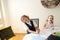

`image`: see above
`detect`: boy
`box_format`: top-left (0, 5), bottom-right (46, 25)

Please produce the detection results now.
top-left (21, 15), bottom-right (40, 34)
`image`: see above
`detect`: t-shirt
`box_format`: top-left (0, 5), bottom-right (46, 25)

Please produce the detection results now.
top-left (45, 22), bottom-right (54, 29)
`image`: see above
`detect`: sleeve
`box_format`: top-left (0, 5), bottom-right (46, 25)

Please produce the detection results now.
top-left (33, 21), bottom-right (38, 27)
top-left (23, 24), bottom-right (28, 32)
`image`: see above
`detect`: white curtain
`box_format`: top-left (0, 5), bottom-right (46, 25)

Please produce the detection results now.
top-left (0, 0), bottom-right (9, 27)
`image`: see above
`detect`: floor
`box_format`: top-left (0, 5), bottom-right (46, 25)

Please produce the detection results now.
top-left (11, 33), bottom-right (26, 40)
top-left (0, 33), bottom-right (26, 40)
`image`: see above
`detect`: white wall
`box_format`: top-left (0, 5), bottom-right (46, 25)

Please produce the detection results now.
top-left (1, 0), bottom-right (60, 33)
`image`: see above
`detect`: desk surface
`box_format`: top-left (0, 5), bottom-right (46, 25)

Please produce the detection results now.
top-left (40, 27), bottom-right (60, 38)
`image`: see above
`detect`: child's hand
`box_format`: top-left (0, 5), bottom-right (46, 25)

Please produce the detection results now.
top-left (31, 32), bottom-right (39, 34)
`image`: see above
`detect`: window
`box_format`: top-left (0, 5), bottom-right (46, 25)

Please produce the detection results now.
top-left (0, 1), bottom-right (4, 27)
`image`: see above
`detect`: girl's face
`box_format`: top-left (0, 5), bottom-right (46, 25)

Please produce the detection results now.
top-left (48, 16), bottom-right (53, 22)
top-left (21, 17), bottom-right (29, 23)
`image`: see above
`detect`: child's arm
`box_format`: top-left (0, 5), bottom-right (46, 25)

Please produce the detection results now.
top-left (27, 29), bottom-right (37, 34)
top-left (33, 21), bottom-right (40, 34)
top-left (43, 24), bottom-right (46, 28)
top-left (35, 27), bottom-right (40, 34)
top-left (27, 27), bottom-right (40, 34)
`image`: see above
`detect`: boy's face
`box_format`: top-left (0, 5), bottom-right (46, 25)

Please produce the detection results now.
top-left (21, 17), bottom-right (29, 23)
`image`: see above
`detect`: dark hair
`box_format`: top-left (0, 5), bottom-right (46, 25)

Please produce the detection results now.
top-left (21, 15), bottom-right (30, 19)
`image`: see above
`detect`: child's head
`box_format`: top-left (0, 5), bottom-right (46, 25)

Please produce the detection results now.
top-left (47, 15), bottom-right (54, 23)
top-left (21, 15), bottom-right (30, 23)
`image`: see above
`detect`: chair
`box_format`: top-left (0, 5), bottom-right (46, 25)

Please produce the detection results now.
top-left (0, 26), bottom-right (15, 40)
top-left (31, 18), bottom-right (39, 27)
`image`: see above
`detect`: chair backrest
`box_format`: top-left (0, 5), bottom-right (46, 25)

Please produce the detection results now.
top-left (31, 18), bottom-right (39, 27)
top-left (0, 26), bottom-right (15, 39)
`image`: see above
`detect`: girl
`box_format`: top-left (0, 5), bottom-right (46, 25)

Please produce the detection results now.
top-left (43, 15), bottom-right (54, 29)
top-left (21, 15), bottom-right (40, 34)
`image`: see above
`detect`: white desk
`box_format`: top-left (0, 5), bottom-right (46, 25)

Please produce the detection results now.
top-left (40, 26), bottom-right (60, 38)
top-left (23, 27), bottom-right (60, 40)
